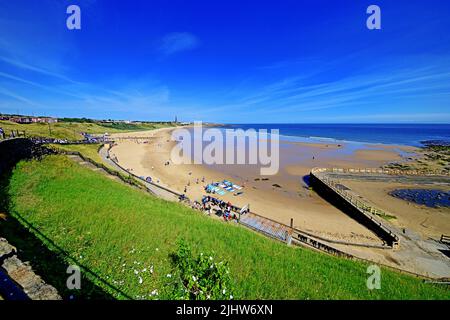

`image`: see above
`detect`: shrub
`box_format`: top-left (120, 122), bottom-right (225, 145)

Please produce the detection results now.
top-left (163, 239), bottom-right (235, 300)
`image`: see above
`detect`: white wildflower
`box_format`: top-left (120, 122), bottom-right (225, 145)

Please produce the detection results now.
top-left (222, 289), bottom-right (226, 295)
top-left (134, 270), bottom-right (139, 275)
top-left (230, 294), bottom-right (233, 299)
top-left (166, 274), bottom-right (172, 278)
top-left (150, 289), bottom-right (158, 296)
top-left (138, 276), bottom-right (143, 284)
top-left (192, 276), bottom-right (197, 282)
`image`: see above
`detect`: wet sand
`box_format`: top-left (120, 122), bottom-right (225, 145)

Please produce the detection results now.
top-left (338, 180), bottom-right (450, 239)
top-left (108, 127), bottom-right (415, 244)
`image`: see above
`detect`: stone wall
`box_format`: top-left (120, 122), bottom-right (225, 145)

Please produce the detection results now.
top-left (309, 171), bottom-right (399, 247)
top-left (0, 138), bottom-right (54, 175)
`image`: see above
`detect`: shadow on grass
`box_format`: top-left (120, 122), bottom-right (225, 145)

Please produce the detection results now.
top-left (0, 146), bottom-right (129, 300)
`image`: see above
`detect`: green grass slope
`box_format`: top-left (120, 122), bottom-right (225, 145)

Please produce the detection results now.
top-left (49, 144), bottom-right (108, 167)
top-left (4, 155), bottom-right (449, 300)
top-left (0, 120), bottom-right (170, 140)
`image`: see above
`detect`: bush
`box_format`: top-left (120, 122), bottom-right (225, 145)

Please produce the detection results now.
top-left (163, 239), bottom-right (235, 300)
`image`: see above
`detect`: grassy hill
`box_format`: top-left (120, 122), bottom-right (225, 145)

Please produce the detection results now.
top-left (0, 120), bottom-right (170, 140)
top-left (1, 155), bottom-right (449, 300)
top-left (48, 144), bottom-right (109, 167)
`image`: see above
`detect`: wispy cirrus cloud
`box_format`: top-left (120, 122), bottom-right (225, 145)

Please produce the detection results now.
top-left (193, 58), bottom-right (450, 123)
top-left (159, 32), bottom-right (199, 55)
top-left (0, 56), bottom-right (81, 84)
top-left (0, 52), bottom-right (172, 119)
top-left (0, 86), bottom-right (41, 107)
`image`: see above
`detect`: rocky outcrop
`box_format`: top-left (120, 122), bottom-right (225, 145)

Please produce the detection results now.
top-left (0, 238), bottom-right (61, 300)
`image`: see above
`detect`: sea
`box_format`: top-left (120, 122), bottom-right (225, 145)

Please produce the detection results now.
top-left (220, 124), bottom-right (450, 147)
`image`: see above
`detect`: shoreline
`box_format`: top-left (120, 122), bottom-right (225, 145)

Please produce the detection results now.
top-left (108, 126), bottom-right (419, 244)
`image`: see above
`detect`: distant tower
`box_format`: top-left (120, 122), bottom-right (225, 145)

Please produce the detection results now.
top-left (175, 115), bottom-right (178, 123)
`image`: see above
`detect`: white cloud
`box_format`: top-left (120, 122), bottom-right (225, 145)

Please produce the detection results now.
top-left (159, 32), bottom-right (199, 55)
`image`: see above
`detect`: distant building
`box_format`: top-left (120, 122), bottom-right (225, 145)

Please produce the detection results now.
top-left (13, 117), bottom-right (32, 124)
top-left (9, 117), bottom-right (58, 124)
top-left (31, 117), bottom-right (58, 124)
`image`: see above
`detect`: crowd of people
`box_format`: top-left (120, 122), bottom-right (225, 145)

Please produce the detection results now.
top-left (200, 196), bottom-right (248, 221)
top-left (31, 137), bottom-right (70, 144)
top-left (177, 193), bottom-right (249, 222)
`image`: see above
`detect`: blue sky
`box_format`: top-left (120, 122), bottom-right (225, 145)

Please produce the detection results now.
top-left (0, 0), bottom-right (449, 123)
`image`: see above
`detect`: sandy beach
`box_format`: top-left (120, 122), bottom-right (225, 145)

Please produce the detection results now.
top-left (108, 126), bottom-right (422, 245)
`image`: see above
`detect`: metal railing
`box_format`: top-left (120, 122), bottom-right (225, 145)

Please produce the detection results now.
top-left (440, 234), bottom-right (450, 246)
top-left (311, 167), bottom-right (450, 177)
top-left (311, 169), bottom-right (400, 247)
top-left (105, 144), bottom-right (184, 199)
